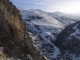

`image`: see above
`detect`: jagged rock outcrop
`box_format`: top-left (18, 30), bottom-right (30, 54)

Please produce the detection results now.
top-left (0, 0), bottom-right (46, 60)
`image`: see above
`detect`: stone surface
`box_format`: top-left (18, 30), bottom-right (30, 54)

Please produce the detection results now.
top-left (0, 0), bottom-right (46, 60)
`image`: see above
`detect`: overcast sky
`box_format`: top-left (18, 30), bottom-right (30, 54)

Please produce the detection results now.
top-left (10, 0), bottom-right (80, 15)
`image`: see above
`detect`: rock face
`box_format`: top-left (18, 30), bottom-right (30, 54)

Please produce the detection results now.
top-left (0, 0), bottom-right (45, 60)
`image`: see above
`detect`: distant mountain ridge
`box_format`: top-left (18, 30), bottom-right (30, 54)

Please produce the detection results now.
top-left (19, 8), bottom-right (80, 60)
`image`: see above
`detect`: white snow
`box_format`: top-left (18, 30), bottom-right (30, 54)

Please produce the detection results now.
top-left (8, 57), bottom-right (22, 60)
top-left (27, 55), bottom-right (33, 60)
top-left (70, 23), bottom-right (80, 39)
top-left (49, 44), bottom-right (60, 58)
top-left (73, 24), bottom-right (79, 29)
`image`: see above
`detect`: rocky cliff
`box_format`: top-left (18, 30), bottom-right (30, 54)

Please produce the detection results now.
top-left (0, 0), bottom-right (45, 60)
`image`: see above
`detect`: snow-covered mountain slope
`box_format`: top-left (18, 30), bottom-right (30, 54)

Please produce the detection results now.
top-left (20, 9), bottom-right (64, 41)
top-left (48, 11), bottom-right (80, 26)
top-left (55, 21), bottom-right (80, 60)
top-left (19, 9), bottom-right (80, 60)
top-left (20, 9), bottom-right (63, 59)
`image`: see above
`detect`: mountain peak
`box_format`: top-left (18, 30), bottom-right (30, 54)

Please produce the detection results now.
top-left (54, 11), bottom-right (63, 14)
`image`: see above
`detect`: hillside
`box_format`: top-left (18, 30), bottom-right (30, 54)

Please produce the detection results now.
top-left (19, 9), bottom-right (80, 60)
top-left (0, 0), bottom-right (46, 60)
top-left (55, 21), bottom-right (80, 60)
